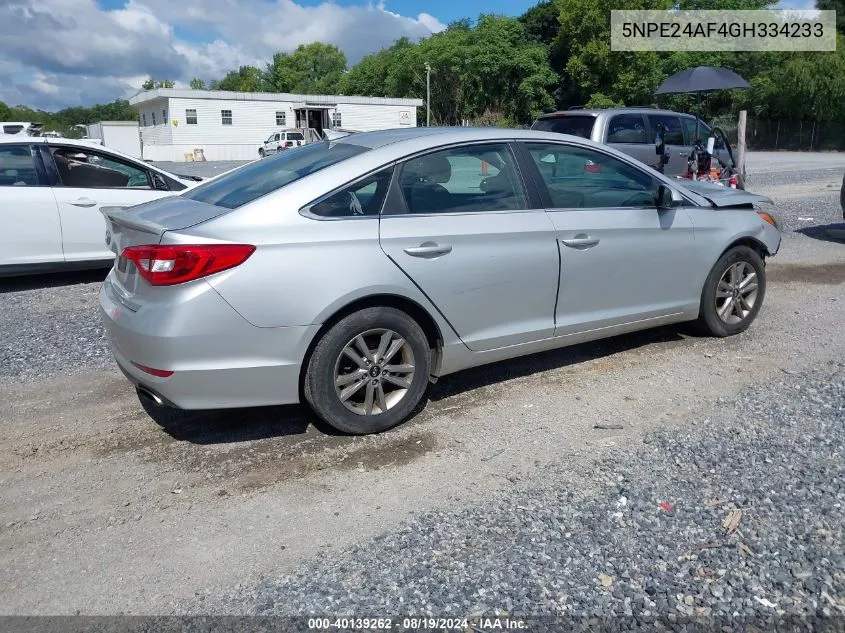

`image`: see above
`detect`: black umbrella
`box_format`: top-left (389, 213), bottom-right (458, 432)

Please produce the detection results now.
top-left (655, 66), bottom-right (749, 140)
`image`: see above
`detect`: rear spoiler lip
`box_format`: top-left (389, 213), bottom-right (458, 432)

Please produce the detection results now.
top-left (100, 205), bottom-right (167, 237)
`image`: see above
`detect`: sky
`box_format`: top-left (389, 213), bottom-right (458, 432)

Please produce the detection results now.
top-left (0, 0), bottom-right (819, 112)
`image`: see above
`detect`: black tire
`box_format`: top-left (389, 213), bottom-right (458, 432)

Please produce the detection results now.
top-left (258, 148), bottom-right (265, 158)
top-left (698, 245), bottom-right (766, 337)
top-left (303, 307), bottom-right (431, 434)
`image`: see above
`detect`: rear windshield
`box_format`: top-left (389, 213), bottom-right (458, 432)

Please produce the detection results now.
top-left (286, 132), bottom-right (305, 140)
top-left (183, 141), bottom-right (368, 209)
top-left (532, 115), bottom-right (596, 139)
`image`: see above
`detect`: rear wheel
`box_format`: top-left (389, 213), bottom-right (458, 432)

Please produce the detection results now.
top-left (304, 307), bottom-right (431, 434)
top-left (697, 245), bottom-right (766, 337)
top-left (258, 147), bottom-right (265, 158)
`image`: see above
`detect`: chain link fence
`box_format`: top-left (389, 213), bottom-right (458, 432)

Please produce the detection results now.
top-left (711, 116), bottom-right (845, 152)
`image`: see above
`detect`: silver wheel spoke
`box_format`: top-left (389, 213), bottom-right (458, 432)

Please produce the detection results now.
top-left (364, 381), bottom-right (375, 415)
top-left (717, 280), bottom-right (732, 298)
top-left (381, 337), bottom-right (406, 364)
top-left (739, 272), bottom-right (757, 291)
top-left (342, 347), bottom-right (366, 369)
top-left (375, 330), bottom-right (392, 362)
top-left (375, 383), bottom-right (387, 413)
top-left (354, 335), bottom-right (374, 363)
top-left (335, 368), bottom-right (366, 387)
top-left (383, 363), bottom-right (414, 375)
top-left (718, 297), bottom-right (734, 320)
top-left (339, 378), bottom-right (367, 401)
top-left (383, 374), bottom-right (411, 389)
top-left (738, 294), bottom-right (753, 312)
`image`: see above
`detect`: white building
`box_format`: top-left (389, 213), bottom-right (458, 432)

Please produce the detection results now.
top-left (129, 88), bottom-right (423, 162)
top-left (85, 121), bottom-right (142, 158)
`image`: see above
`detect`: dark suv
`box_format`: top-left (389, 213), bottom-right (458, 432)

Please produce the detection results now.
top-left (532, 107), bottom-right (742, 188)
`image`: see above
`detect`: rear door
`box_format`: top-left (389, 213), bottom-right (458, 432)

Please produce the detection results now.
top-left (0, 143), bottom-right (64, 267)
top-left (603, 112), bottom-right (655, 169)
top-left (646, 113), bottom-right (687, 177)
top-left (42, 144), bottom-right (173, 263)
top-left (378, 141), bottom-right (560, 352)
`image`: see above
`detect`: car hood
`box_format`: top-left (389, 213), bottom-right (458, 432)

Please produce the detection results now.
top-left (678, 179), bottom-right (772, 207)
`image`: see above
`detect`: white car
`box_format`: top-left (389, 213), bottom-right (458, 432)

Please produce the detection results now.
top-left (258, 130), bottom-right (306, 157)
top-left (0, 136), bottom-right (200, 277)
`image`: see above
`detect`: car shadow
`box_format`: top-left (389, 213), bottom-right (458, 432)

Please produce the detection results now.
top-left (797, 223), bottom-right (845, 245)
top-left (143, 322), bottom-right (699, 445)
top-left (0, 268), bottom-right (110, 293)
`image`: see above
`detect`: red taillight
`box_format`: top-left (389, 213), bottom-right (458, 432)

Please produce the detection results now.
top-left (585, 161), bottom-right (602, 173)
top-left (121, 244), bottom-right (256, 286)
top-left (131, 362), bottom-right (173, 378)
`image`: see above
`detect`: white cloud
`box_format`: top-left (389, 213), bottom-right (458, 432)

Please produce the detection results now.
top-left (0, 0), bottom-right (445, 110)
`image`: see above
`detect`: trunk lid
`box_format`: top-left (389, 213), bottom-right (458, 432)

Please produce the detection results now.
top-left (101, 197), bottom-right (231, 305)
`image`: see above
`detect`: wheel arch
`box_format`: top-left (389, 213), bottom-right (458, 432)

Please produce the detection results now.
top-left (298, 293), bottom-right (445, 402)
top-left (719, 235), bottom-right (770, 260)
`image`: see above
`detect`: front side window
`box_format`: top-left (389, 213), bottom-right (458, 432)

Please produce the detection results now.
top-left (397, 143), bottom-right (527, 215)
top-left (525, 142), bottom-right (657, 209)
top-left (186, 109), bottom-right (198, 125)
top-left (276, 111), bottom-right (286, 126)
top-left (183, 141), bottom-right (369, 209)
top-left (308, 168), bottom-right (393, 218)
top-left (648, 114), bottom-right (684, 145)
top-left (606, 114), bottom-right (647, 144)
top-left (681, 117), bottom-right (712, 145)
top-left (50, 147), bottom-right (151, 189)
top-left (0, 146), bottom-right (39, 186)
top-left (221, 109), bottom-right (233, 125)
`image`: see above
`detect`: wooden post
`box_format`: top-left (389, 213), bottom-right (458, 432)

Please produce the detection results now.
top-left (737, 110), bottom-right (747, 180)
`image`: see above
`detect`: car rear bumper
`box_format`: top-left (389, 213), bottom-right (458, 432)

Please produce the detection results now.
top-left (99, 275), bottom-right (320, 409)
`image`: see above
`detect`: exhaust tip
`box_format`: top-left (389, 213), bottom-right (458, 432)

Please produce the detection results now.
top-left (137, 386), bottom-right (164, 407)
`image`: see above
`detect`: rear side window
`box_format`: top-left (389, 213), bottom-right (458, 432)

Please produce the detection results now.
top-left (287, 132), bottom-right (305, 141)
top-left (0, 145), bottom-right (39, 186)
top-left (184, 141), bottom-right (369, 209)
top-left (532, 115), bottom-right (596, 139)
top-left (648, 114), bottom-right (684, 145)
top-left (308, 167), bottom-right (393, 218)
top-left (606, 114), bottom-right (647, 144)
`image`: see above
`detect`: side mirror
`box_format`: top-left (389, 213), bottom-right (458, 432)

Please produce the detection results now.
top-left (656, 184), bottom-right (681, 209)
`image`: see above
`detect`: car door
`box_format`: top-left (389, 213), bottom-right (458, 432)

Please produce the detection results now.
top-left (42, 144), bottom-right (173, 263)
top-left (0, 143), bottom-right (64, 268)
top-left (603, 112), bottom-right (657, 169)
top-left (378, 141), bottom-right (560, 352)
top-left (520, 141), bottom-right (698, 336)
top-left (647, 113), bottom-right (688, 177)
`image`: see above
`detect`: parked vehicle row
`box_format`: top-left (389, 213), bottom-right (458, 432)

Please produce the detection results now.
top-left (99, 127), bottom-right (781, 435)
top-left (0, 137), bottom-right (200, 276)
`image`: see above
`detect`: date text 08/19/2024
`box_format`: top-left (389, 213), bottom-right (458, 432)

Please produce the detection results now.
top-left (307, 617), bottom-right (528, 630)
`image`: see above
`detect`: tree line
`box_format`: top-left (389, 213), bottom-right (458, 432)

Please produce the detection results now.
top-left (3, 0), bottom-right (844, 135)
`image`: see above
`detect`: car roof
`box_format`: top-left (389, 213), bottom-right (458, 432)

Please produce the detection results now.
top-left (537, 108), bottom-right (702, 119)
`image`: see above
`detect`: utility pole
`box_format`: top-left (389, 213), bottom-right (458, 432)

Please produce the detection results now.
top-left (425, 62), bottom-right (431, 127)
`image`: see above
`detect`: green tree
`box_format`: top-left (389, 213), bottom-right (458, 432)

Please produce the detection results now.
top-left (339, 38), bottom-right (414, 97)
top-left (263, 43), bottom-right (348, 93)
top-left (142, 78), bottom-right (174, 90)
top-left (816, 0), bottom-right (845, 35)
top-left (0, 101), bottom-right (11, 120)
top-left (189, 78), bottom-right (206, 90)
top-left (213, 66), bottom-right (264, 92)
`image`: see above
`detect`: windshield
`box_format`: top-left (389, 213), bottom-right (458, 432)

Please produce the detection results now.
top-left (532, 115), bottom-right (596, 139)
top-left (183, 141), bottom-right (368, 209)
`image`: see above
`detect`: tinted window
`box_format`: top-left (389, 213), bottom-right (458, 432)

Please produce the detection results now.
top-left (606, 114), bottom-right (647, 144)
top-left (532, 115), bottom-right (596, 139)
top-left (648, 114), bottom-right (684, 145)
top-left (681, 117), bottom-right (712, 145)
top-left (0, 146), bottom-right (39, 186)
top-left (525, 142), bottom-right (657, 209)
top-left (287, 132), bottom-right (305, 141)
top-left (309, 168), bottom-right (393, 218)
top-left (3, 125), bottom-right (24, 135)
top-left (51, 147), bottom-right (151, 189)
top-left (184, 141), bottom-right (369, 209)
top-left (398, 143), bottom-right (527, 214)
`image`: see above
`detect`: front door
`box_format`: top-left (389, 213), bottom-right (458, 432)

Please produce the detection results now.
top-left (44, 145), bottom-right (171, 262)
top-left (378, 142), bottom-right (559, 352)
top-left (647, 113), bottom-right (688, 177)
top-left (521, 142), bottom-right (698, 336)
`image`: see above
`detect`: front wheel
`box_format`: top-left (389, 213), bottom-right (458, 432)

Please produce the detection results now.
top-left (258, 148), bottom-right (265, 158)
top-left (303, 307), bottom-right (431, 434)
top-left (698, 245), bottom-right (766, 337)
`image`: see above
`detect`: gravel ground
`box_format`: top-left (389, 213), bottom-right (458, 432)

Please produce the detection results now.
top-left (205, 362), bottom-right (845, 623)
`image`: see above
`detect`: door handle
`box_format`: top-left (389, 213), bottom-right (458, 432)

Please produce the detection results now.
top-left (70, 197), bottom-right (97, 208)
top-left (403, 242), bottom-right (453, 258)
top-left (560, 236), bottom-right (600, 249)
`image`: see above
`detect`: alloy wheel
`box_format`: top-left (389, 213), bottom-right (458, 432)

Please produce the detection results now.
top-left (715, 261), bottom-right (759, 324)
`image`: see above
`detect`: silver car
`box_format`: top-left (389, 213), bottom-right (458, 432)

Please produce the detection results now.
top-left (99, 127), bottom-right (781, 435)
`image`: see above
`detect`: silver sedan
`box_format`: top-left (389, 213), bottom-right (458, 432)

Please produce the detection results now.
top-left (99, 127), bottom-right (781, 434)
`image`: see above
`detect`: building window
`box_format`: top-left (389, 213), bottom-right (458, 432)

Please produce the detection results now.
top-left (221, 109), bottom-right (233, 125)
top-left (162, 109), bottom-right (167, 122)
top-left (186, 109), bottom-right (198, 125)
top-left (152, 112), bottom-right (157, 125)
top-left (331, 111), bottom-right (341, 128)
top-left (142, 113), bottom-right (147, 126)
top-left (275, 111), bottom-right (286, 126)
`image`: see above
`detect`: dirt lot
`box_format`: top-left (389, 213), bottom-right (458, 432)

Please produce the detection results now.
top-left (1, 156), bottom-right (844, 615)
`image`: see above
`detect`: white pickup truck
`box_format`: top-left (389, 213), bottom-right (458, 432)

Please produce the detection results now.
top-left (258, 130), bottom-right (306, 157)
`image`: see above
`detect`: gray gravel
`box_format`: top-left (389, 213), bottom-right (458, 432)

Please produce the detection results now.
top-left (205, 362), bottom-right (845, 622)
